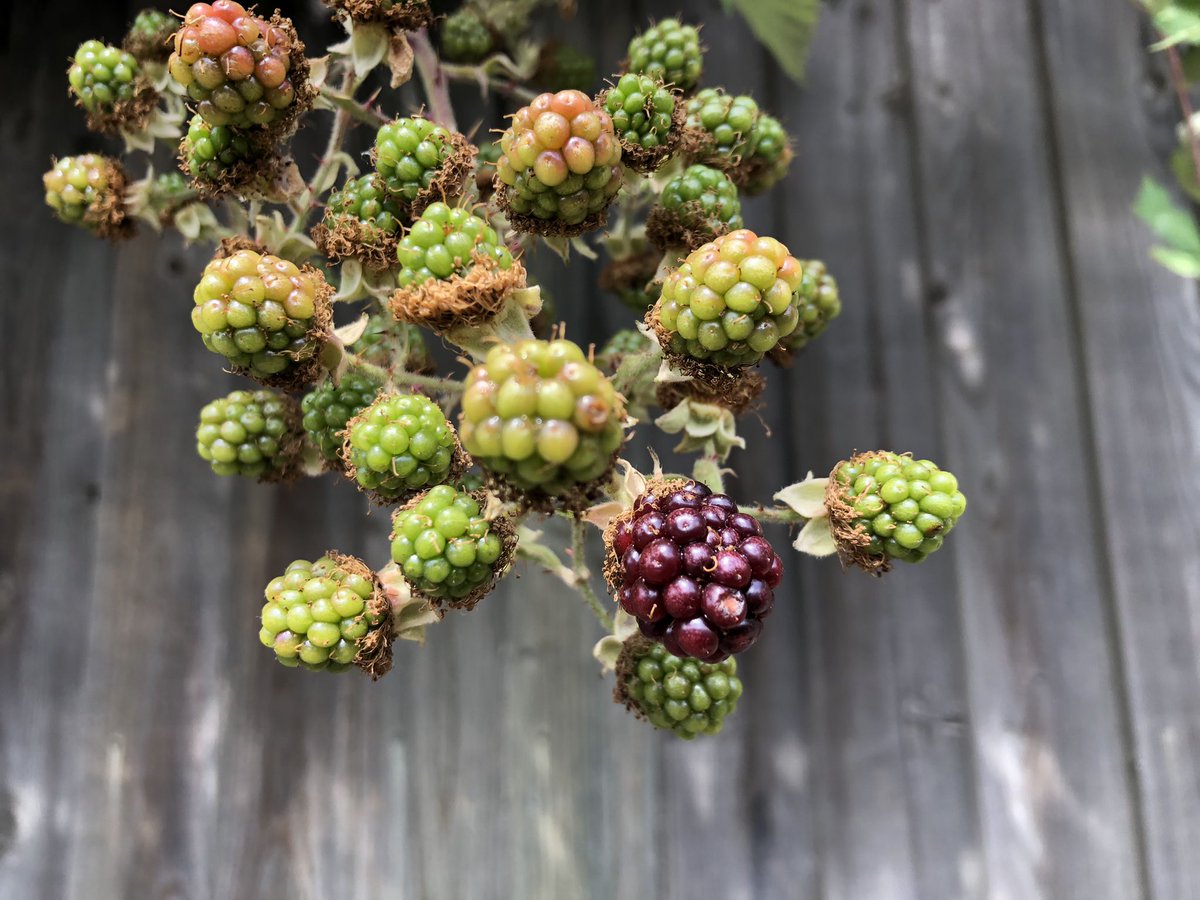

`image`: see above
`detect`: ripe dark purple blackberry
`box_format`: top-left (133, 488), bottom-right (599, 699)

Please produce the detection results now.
top-left (606, 479), bottom-right (782, 662)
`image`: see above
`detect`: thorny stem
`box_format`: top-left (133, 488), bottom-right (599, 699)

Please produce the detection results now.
top-left (571, 516), bottom-right (613, 631)
top-left (1164, 42), bottom-right (1200, 191)
top-left (440, 62), bottom-right (539, 103)
top-left (318, 83), bottom-right (391, 127)
top-left (738, 503), bottom-right (805, 525)
top-left (411, 29), bottom-right (457, 130)
top-left (292, 68), bottom-right (359, 233)
top-left (346, 355), bottom-right (466, 395)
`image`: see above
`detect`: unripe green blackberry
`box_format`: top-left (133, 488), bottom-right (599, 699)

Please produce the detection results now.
top-left (742, 113), bottom-right (793, 193)
top-left (182, 114), bottom-right (254, 182)
top-left (596, 328), bottom-right (651, 373)
top-left (395, 202), bottom-right (514, 288)
top-left (124, 9), bottom-right (176, 63)
top-left (196, 388), bottom-right (299, 478)
top-left (648, 163), bottom-right (742, 250)
top-left (652, 228), bottom-right (803, 368)
top-left (373, 116), bottom-right (470, 208)
top-left (168, 2), bottom-right (307, 131)
top-left (326, 174), bottom-right (405, 237)
top-left (685, 88), bottom-right (760, 165)
top-left (68, 40), bottom-right (141, 115)
top-left (344, 392), bottom-right (461, 501)
top-left (617, 638), bottom-right (742, 739)
top-left (300, 368), bottom-right (383, 463)
top-left (777, 260), bottom-right (840, 354)
top-left (351, 313), bottom-right (435, 373)
top-left (459, 339), bottom-right (626, 498)
top-left (534, 42), bottom-right (598, 94)
top-left (626, 18), bottom-right (703, 91)
top-left (43, 154), bottom-right (129, 237)
top-left (440, 9), bottom-right (493, 63)
top-left (259, 555), bottom-right (389, 675)
top-left (390, 485), bottom-right (515, 607)
top-left (495, 90), bottom-right (624, 232)
top-left (603, 72), bottom-right (679, 172)
top-left (190, 248), bottom-right (330, 384)
top-left (827, 451), bottom-right (967, 573)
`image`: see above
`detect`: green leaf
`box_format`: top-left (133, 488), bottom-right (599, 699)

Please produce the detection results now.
top-left (725, 0), bottom-right (822, 83)
top-left (1133, 177), bottom-right (1200, 277)
top-left (1151, 5), bottom-right (1200, 49)
top-left (1152, 246), bottom-right (1200, 276)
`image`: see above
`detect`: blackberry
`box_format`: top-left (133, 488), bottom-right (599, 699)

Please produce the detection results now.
top-left (344, 392), bottom-right (461, 501)
top-left (394, 202), bottom-right (514, 289)
top-left (605, 479), bottom-right (782, 662)
top-left (459, 339), bottom-right (626, 498)
top-left (259, 555), bottom-right (390, 676)
top-left (495, 90), bottom-right (624, 233)
top-left (652, 228), bottom-right (803, 368)
top-left (190, 248), bottom-right (330, 385)
top-left (742, 113), bottom-right (793, 193)
top-left (440, 9), bottom-right (493, 63)
top-left (314, 174), bottom-right (407, 269)
top-left (534, 42), bottom-right (598, 94)
top-left (648, 163), bottom-right (742, 250)
top-left (300, 368), bottom-right (383, 463)
top-left (373, 116), bottom-right (472, 209)
top-left (625, 18), bottom-right (703, 92)
top-left (68, 40), bottom-right (142, 117)
top-left (124, 8), bottom-right (176, 63)
top-left (350, 313), bottom-right (435, 373)
top-left (684, 88), bottom-right (760, 166)
top-left (390, 485), bottom-right (515, 608)
top-left (181, 114), bottom-right (254, 182)
top-left (196, 388), bottom-right (299, 478)
top-left (617, 637), bottom-right (743, 738)
top-left (599, 243), bottom-right (661, 312)
top-left (603, 72), bottom-right (679, 172)
top-left (475, 139), bottom-right (502, 198)
top-left (826, 451), bottom-right (967, 572)
top-left (776, 260), bottom-right (840, 354)
top-left (168, 2), bottom-right (307, 131)
top-left (596, 327), bottom-right (651, 373)
top-left (43, 154), bottom-right (129, 238)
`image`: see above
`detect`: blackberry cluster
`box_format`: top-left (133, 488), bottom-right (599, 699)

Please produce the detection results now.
top-left (125, 8), bottom-right (176, 62)
top-left (43, 155), bottom-right (119, 229)
top-left (829, 452), bottom-right (967, 565)
top-left (168, 1), bottom-right (302, 129)
top-left (196, 388), bottom-right (297, 478)
top-left (778, 260), bottom-right (840, 353)
top-left (743, 113), bottom-right (792, 193)
top-left (373, 116), bottom-right (461, 205)
top-left (604, 73), bottom-right (677, 154)
top-left (395, 202), bottom-right (514, 288)
top-left (182, 114), bottom-right (254, 182)
top-left (259, 557), bottom-right (382, 672)
top-left (625, 18), bottom-right (703, 91)
top-left (323, 174), bottom-right (405, 239)
top-left (609, 480), bottom-right (782, 661)
top-left (345, 392), bottom-right (459, 500)
top-left (190, 248), bottom-right (328, 382)
top-left (654, 229), bottom-right (803, 368)
top-left (440, 9), bottom-right (493, 63)
top-left (390, 485), bottom-right (509, 604)
top-left (685, 89), bottom-right (760, 164)
top-left (495, 90), bottom-right (624, 228)
top-left (620, 639), bottom-right (743, 739)
top-left (68, 40), bottom-right (141, 115)
top-left (459, 339), bottom-right (626, 495)
top-left (658, 163), bottom-right (743, 234)
top-left (300, 368), bottom-right (383, 463)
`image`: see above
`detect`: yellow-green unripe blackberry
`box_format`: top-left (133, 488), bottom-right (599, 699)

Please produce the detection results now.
top-left (459, 339), bottom-right (626, 496)
top-left (618, 638), bottom-right (742, 739)
top-left (395, 202), bottom-right (513, 288)
top-left (68, 40), bottom-right (141, 114)
top-left (43, 154), bottom-right (120, 230)
top-left (685, 88), bottom-right (760, 163)
top-left (344, 392), bottom-right (460, 500)
top-left (829, 451), bottom-right (967, 567)
top-left (653, 228), bottom-right (802, 368)
top-left (390, 485), bottom-right (511, 604)
top-left (625, 18), bottom-right (703, 91)
top-left (196, 388), bottom-right (298, 477)
top-left (189, 249), bottom-right (329, 383)
top-left (259, 557), bottom-right (383, 673)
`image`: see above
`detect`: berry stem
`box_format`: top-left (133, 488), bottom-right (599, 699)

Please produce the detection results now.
top-left (571, 516), bottom-right (613, 631)
top-left (411, 29), bottom-right (457, 131)
top-left (292, 67), bottom-right (362, 233)
top-left (347, 354), bottom-right (466, 396)
top-left (317, 83), bottom-right (391, 127)
top-left (737, 504), bottom-right (805, 525)
top-left (691, 450), bottom-right (726, 494)
top-left (439, 62), bottom-right (538, 103)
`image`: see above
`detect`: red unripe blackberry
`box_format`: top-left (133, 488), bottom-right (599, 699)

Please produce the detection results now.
top-left (606, 479), bottom-right (781, 662)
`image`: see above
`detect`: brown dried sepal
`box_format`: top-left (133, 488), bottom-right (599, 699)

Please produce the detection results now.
top-left (654, 370), bottom-right (764, 417)
top-left (390, 256), bottom-right (527, 332)
top-left (238, 266), bottom-right (334, 391)
top-left (603, 86), bottom-right (686, 175)
top-left (86, 160), bottom-right (136, 242)
top-left (612, 633), bottom-right (656, 715)
top-left (326, 0), bottom-right (434, 29)
top-left (644, 304), bottom-right (751, 389)
top-left (256, 392), bottom-right (308, 485)
top-left (214, 234), bottom-right (268, 258)
top-left (257, 13), bottom-right (316, 146)
top-left (600, 475), bottom-right (689, 591)
top-left (824, 451), bottom-right (892, 577)
top-left (312, 217), bottom-right (400, 272)
top-left (735, 142), bottom-right (795, 193)
top-left (80, 81), bottom-right (159, 137)
top-left (389, 489), bottom-right (518, 612)
top-left (340, 399), bottom-right (471, 506)
top-left (123, 25), bottom-right (175, 65)
top-left (494, 179), bottom-right (614, 238)
top-left (645, 201), bottom-right (731, 253)
top-left (324, 551), bottom-right (394, 679)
